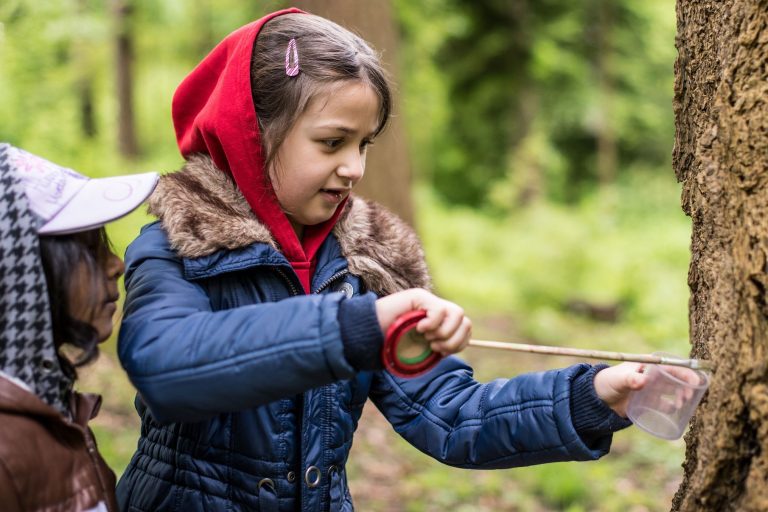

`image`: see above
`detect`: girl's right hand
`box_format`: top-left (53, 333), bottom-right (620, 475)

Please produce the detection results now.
top-left (593, 363), bottom-right (648, 417)
top-left (375, 288), bottom-right (472, 356)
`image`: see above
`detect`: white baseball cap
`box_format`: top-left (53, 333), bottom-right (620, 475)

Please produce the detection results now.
top-left (3, 144), bottom-right (159, 235)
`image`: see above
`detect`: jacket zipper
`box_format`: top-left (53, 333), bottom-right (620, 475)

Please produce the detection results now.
top-left (86, 432), bottom-right (111, 510)
top-left (274, 265), bottom-right (349, 510)
top-left (314, 269), bottom-right (349, 294)
top-left (273, 265), bottom-right (306, 508)
top-left (74, 423), bottom-right (113, 511)
top-left (315, 268), bottom-right (349, 509)
top-left (274, 266), bottom-right (301, 296)
top-left (274, 266), bottom-right (350, 296)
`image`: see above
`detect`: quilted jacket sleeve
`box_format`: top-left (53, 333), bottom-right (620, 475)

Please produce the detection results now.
top-left (370, 357), bottom-right (617, 469)
top-left (117, 224), bottom-right (357, 423)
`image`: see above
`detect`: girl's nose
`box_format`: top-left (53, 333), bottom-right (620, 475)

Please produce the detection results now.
top-left (106, 251), bottom-right (126, 280)
top-left (337, 149), bottom-right (366, 182)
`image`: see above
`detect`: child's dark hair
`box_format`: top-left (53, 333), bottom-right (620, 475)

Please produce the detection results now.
top-left (251, 13), bottom-right (392, 170)
top-left (38, 227), bottom-right (112, 379)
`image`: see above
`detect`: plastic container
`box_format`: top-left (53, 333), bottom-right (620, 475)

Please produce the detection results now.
top-left (626, 352), bottom-right (711, 440)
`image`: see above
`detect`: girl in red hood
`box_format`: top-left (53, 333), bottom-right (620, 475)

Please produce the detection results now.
top-left (116, 9), bottom-right (646, 511)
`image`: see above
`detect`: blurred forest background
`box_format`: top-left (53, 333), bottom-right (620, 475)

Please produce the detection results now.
top-left (1, 0), bottom-right (690, 510)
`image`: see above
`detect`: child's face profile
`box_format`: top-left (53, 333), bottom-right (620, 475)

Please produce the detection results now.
top-left (269, 81), bottom-right (381, 236)
top-left (68, 249), bottom-right (125, 343)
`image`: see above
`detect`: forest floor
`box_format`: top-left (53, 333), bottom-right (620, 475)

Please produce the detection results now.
top-left (80, 313), bottom-right (684, 512)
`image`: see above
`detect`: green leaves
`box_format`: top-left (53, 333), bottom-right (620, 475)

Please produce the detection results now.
top-left (397, 0), bottom-right (677, 207)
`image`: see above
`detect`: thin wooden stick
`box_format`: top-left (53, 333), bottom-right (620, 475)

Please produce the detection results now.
top-left (468, 339), bottom-right (713, 371)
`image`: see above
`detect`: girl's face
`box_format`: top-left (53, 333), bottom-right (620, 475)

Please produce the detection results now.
top-left (68, 249), bottom-right (125, 343)
top-left (270, 81), bottom-right (381, 236)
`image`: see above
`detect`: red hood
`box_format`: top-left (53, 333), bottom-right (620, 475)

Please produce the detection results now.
top-left (172, 8), bottom-right (345, 293)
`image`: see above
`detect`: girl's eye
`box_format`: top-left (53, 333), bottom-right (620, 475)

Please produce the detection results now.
top-left (323, 139), bottom-right (343, 149)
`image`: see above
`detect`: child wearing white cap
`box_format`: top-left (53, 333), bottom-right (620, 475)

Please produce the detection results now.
top-left (0, 143), bottom-right (157, 512)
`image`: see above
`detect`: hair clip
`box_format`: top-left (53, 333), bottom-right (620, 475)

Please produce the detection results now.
top-left (285, 38), bottom-right (299, 77)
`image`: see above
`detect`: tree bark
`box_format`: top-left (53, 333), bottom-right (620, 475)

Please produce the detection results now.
top-left (113, 0), bottom-right (140, 158)
top-left (290, 0), bottom-right (414, 225)
top-left (672, 1), bottom-right (768, 511)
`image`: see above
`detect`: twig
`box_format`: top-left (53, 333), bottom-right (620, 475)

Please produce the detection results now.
top-left (468, 339), bottom-right (713, 371)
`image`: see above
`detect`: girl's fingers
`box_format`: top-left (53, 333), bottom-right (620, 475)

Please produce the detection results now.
top-left (430, 317), bottom-right (472, 355)
top-left (416, 305), bottom-right (447, 334)
top-left (380, 291), bottom-right (471, 355)
top-left (630, 371), bottom-right (647, 390)
top-left (424, 306), bottom-right (464, 341)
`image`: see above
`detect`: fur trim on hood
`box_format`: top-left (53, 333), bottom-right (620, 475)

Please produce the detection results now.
top-left (148, 155), bottom-right (431, 295)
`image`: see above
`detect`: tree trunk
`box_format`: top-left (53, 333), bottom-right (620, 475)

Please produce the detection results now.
top-left (113, 0), bottom-right (140, 158)
top-left (672, 1), bottom-right (768, 511)
top-left (594, 0), bottom-right (616, 187)
top-left (509, 85), bottom-right (543, 208)
top-left (290, 0), bottom-right (414, 225)
top-left (75, 0), bottom-right (97, 138)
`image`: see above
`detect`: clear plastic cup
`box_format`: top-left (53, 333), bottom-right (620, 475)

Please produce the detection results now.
top-left (626, 352), bottom-right (711, 440)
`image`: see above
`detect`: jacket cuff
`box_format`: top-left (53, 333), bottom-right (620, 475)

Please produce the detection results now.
top-left (338, 292), bottom-right (384, 371)
top-left (570, 364), bottom-right (632, 444)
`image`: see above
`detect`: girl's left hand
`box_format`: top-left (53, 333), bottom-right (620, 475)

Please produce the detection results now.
top-left (593, 363), bottom-right (648, 417)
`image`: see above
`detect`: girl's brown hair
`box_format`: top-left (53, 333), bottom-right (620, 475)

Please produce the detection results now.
top-left (251, 13), bottom-right (392, 170)
top-left (38, 228), bottom-right (112, 378)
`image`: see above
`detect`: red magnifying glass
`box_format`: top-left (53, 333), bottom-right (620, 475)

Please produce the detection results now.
top-left (381, 310), bottom-right (443, 378)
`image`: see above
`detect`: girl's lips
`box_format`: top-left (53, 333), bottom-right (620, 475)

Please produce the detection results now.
top-left (103, 294), bottom-right (120, 312)
top-left (320, 189), bottom-right (348, 203)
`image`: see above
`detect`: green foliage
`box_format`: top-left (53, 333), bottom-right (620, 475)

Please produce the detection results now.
top-left (0, 0), bottom-right (279, 166)
top-left (1, 1), bottom-right (89, 151)
top-left (396, 0), bottom-right (677, 206)
top-left (529, 464), bottom-right (590, 508)
top-left (419, 170), bottom-right (691, 355)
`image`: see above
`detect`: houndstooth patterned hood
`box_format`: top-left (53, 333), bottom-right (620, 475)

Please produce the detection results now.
top-left (0, 144), bottom-right (72, 417)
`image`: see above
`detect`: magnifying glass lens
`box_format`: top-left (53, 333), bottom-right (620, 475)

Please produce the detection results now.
top-left (396, 330), bottom-right (432, 364)
top-left (382, 310), bottom-right (443, 378)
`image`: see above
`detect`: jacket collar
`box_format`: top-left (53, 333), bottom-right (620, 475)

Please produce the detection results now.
top-left (148, 155), bottom-right (431, 295)
top-left (0, 374), bottom-right (101, 429)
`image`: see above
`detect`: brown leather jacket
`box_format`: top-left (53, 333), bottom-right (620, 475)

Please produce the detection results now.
top-left (0, 377), bottom-right (117, 511)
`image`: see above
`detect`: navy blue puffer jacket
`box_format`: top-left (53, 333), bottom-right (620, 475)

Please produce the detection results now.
top-left (116, 158), bottom-right (625, 512)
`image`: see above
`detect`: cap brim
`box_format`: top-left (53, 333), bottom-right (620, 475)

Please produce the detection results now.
top-left (38, 172), bottom-right (159, 235)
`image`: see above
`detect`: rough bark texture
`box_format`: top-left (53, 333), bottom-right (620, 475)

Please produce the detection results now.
top-left (672, 1), bottom-right (768, 511)
top-left (291, 0), bottom-right (414, 225)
